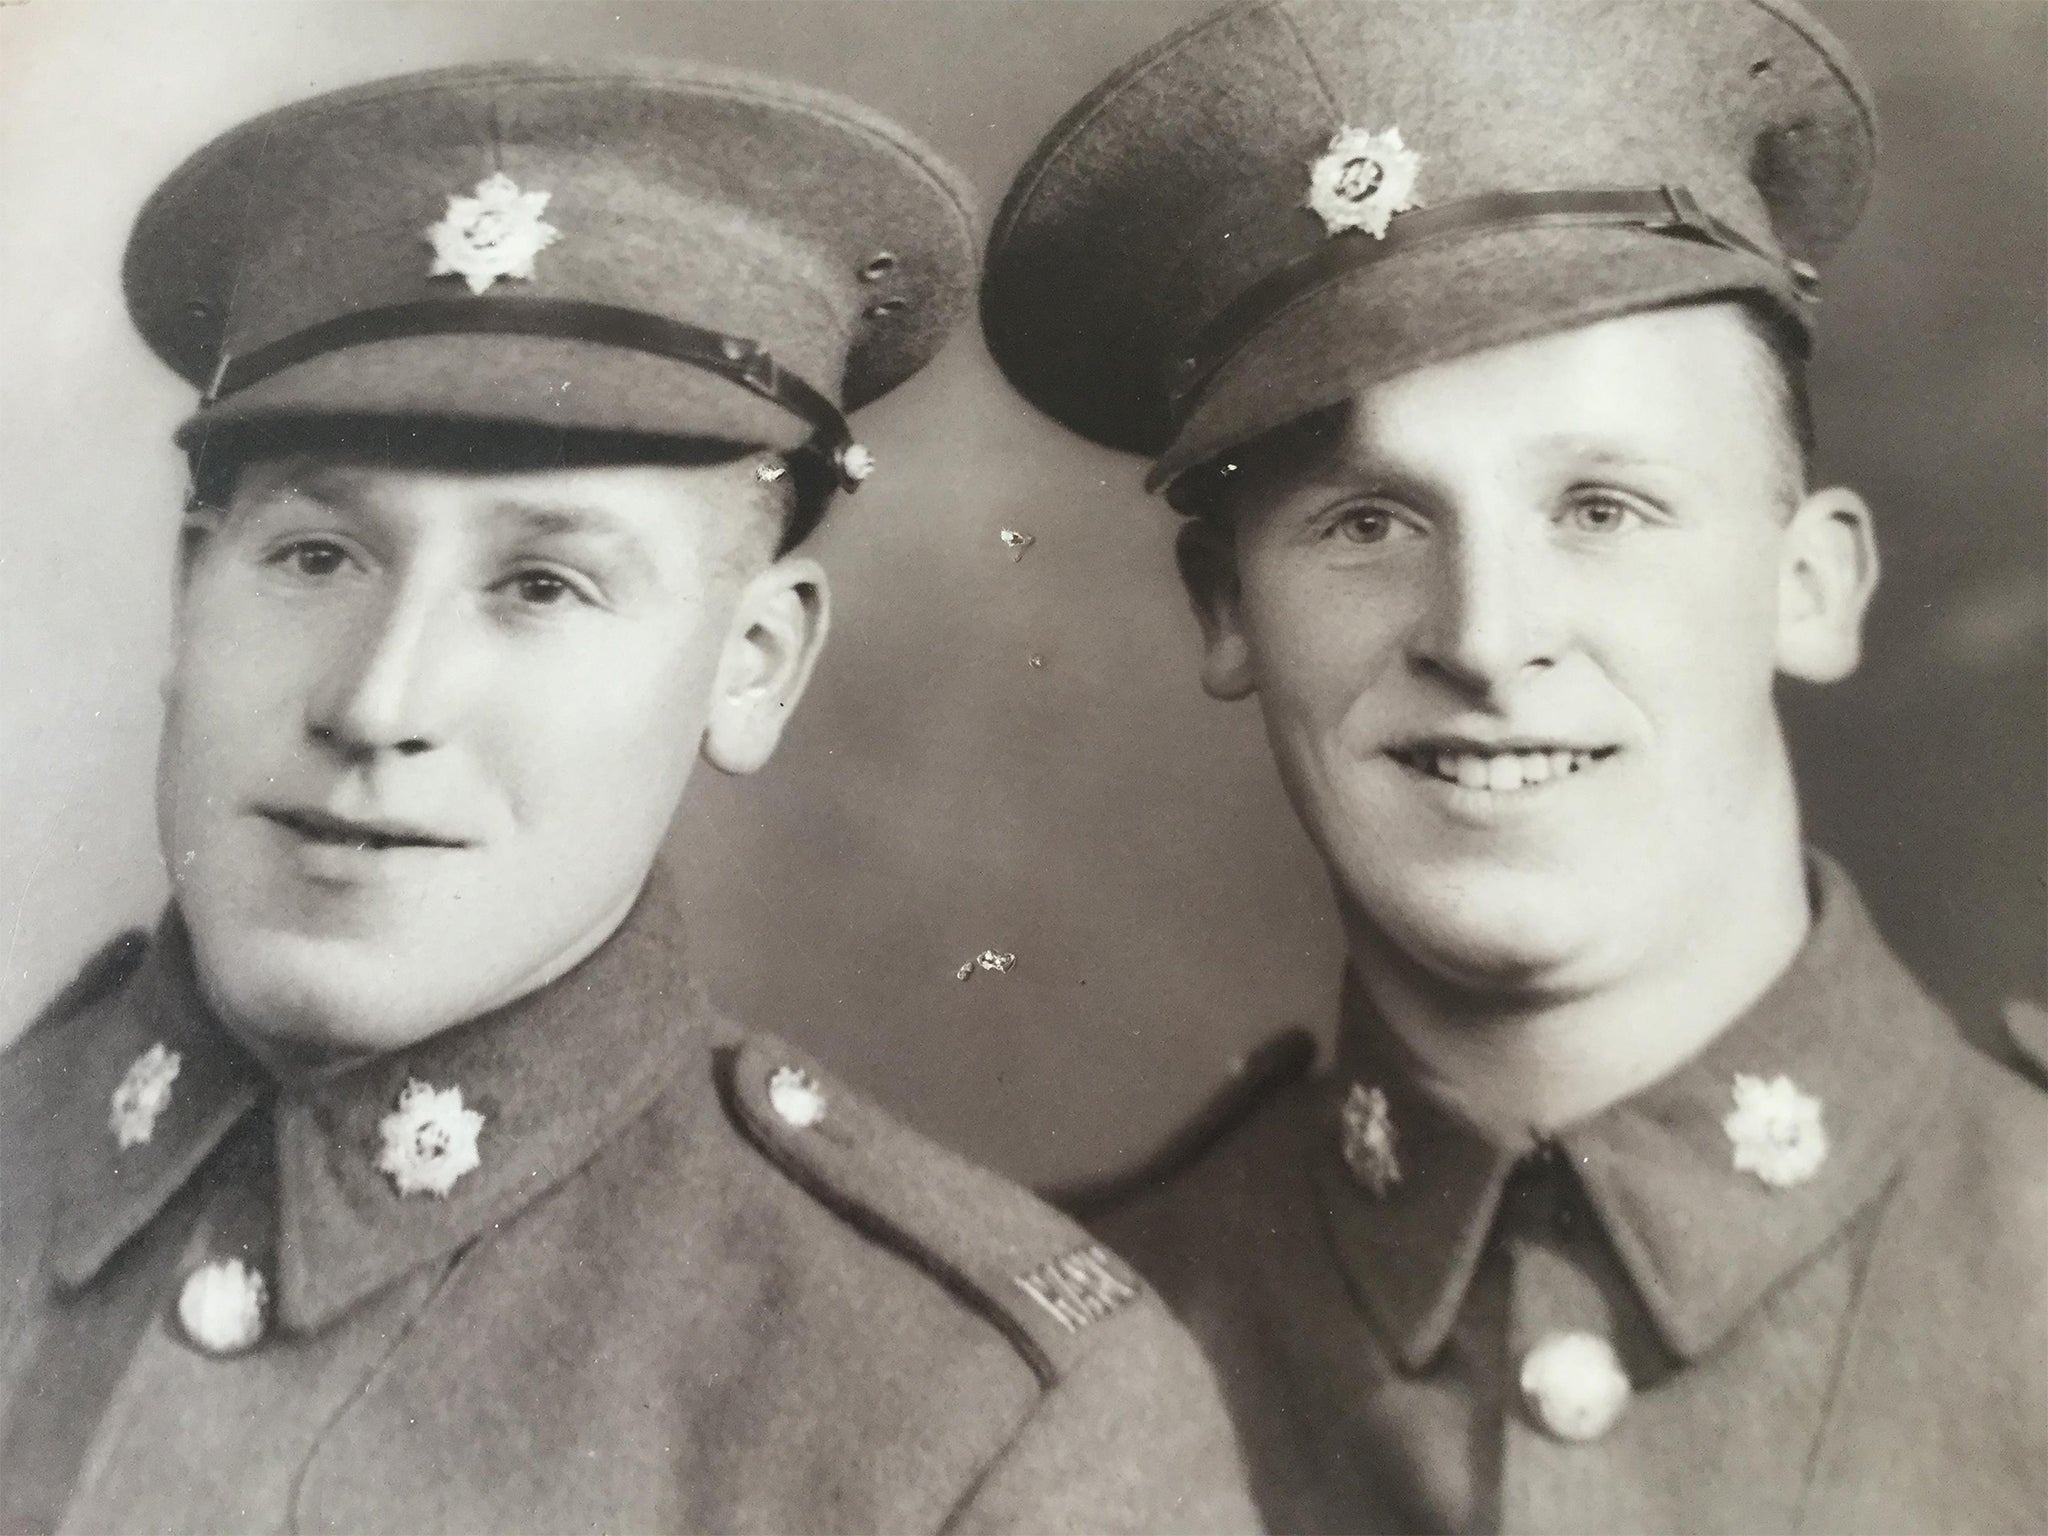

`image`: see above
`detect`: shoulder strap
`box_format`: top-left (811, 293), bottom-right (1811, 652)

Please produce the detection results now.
top-left (1048, 1027), bottom-right (1317, 1220)
top-left (5, 930), bottom-right (150, 1056)
top-left (723, 1033), bottom-right (1153, 1387)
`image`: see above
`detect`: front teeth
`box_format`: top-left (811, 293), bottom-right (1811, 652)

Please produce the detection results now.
top-left (1416, 749), bottom-right (1602, 789)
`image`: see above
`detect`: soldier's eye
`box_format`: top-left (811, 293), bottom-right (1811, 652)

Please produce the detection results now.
top-left (515, 573), bottom-right (570, 605)
top-left (1322, 502), bottom-right (1415, 547)
top-left (271, 540), bottom-right (351, 578)
top-left (502, 568), bottom-right (588, 608)
top-left (1338, 510), bottom-right (1391, 544)
top-left (1560, 495), bottom-right (1646, 535)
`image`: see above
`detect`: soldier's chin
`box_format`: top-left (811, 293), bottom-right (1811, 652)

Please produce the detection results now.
top-left (188, 928), bottom-right (495, 1063)
top-left (1352, 873), bottom-right (1629, 999)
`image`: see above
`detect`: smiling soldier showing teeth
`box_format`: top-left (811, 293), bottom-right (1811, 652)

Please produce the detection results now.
top-left (0, 60), bottom-right (1255, 1534)
top-left (982, 2), bottom-right (2046, 1531)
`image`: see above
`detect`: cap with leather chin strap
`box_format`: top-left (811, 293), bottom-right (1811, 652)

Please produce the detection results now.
top-left (126, 59), bottom-right (979, 524)
top-left (980, 0), bottom-right (1875, 495)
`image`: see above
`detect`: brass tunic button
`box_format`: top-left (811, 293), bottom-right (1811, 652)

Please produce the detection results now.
top-left (177, 1257), bottom-right (269, 1356)
top-left (768, 1066), bottom-right (827, 1129)
top-left (1519, 1329), bottom-right (1631, 1442)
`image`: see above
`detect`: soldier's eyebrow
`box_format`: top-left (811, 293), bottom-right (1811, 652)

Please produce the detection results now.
top-left (496, 504), bottom-right (617, 538)
top-left (1522, 435), bottom-right (1683, 476)
top-left (490, 501), bottom-right (659, 580)
top-left (229, 456), bottom-right (349, 509)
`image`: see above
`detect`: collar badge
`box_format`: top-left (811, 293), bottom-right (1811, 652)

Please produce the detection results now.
top-left (1340, 1081), bottom-right (1401, 1196)
top-left (110, 1041), bottom-right (182, 1148)
top-left (1723, 1072), bottom-right (1828, 1189)
top-left (1306, 125), bottom-right (1422, 239)
top-left (426, 172), bottom-right (561, 295)
top-left (375, 1077), bottom-right (485, 1198)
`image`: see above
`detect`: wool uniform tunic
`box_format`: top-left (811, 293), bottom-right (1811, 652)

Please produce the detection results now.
top-left (1081, 857), bottom-right (2047, 1533)
top-left (0, 871), bottom-right (1259, 1533)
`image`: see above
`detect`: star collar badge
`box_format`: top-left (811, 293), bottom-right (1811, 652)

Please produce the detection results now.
top-left (1340, 1081), bottom-right (1401, 1196)
top-left (110, 1041), bottom-right (182, 1148)
top-left (425, 172), bottom-right (561, 295)
top-left (1306, 125), bottom-right (1423, 239)
top-left (375, 1078), bottom-right (485, 1198)
top-left (1723, 1071), bottom-right (1829, 1189)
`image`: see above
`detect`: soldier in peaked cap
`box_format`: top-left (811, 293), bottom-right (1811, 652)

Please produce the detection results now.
top-left (0, 61), bottom-right (1258, 1533)
top-left (984, 2), bottom-right (2046, 1530)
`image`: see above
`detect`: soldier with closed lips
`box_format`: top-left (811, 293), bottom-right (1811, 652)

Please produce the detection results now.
top-left (0, 60), bottom-right (1257, 1533)
top-left (982, 2), bottom-right (2046, 1530)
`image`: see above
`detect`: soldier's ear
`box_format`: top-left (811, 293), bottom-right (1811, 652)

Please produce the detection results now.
top-left (1775, 485), bottom-right (1879, 683)
top-left (1175, 518), bottom-right (1255, 701)
top-left (702, 555), bottom-right (831, 775)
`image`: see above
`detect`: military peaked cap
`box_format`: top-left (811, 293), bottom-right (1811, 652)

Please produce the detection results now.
top-left (126, 60), bottom-right (979, 492)
top-left (981, 0), bottom-right (1875, 490)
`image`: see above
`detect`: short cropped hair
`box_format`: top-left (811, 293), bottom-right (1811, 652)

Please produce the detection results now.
top-left (184, 415), bottom-right (838, 555)
top-left (1729, 296), bottom-right (1816, 500)
top-left (1167, 294), bottom-right (1814, 524)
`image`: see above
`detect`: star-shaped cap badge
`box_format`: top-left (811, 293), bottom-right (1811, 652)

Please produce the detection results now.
top-left (1306, 126), bottom-right (1422, 239)
top-left (425, 172), bottom-right (561, 295)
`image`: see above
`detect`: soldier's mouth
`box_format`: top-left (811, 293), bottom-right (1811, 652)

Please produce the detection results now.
top-left (1387, 744), bottom-right (1619, 792)
top-left (260, 807), bottom-right (467, 851)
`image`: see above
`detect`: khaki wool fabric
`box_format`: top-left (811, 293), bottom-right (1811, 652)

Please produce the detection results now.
top-left (984, 3), bottom-right (2046, 1530)
top-left (0, 871), bottom-right (1259, 1533)
top-left (980, 0), bottom-right (1873, 488)
top-left (130, 60), bottom-right (979, 458)
top-left (0, 59), bottom-right (1261, 1532)
top-left (1080, 857), bottom-right (2048, 1532)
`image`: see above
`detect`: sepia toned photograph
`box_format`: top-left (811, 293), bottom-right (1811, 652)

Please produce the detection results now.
top-left (2, 2), bottom-right (2042, 1531)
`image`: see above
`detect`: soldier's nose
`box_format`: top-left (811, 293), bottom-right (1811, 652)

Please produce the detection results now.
top-left (304, 595), bottom-right (452, 759)
top-left (1406, 527), bottom-right (1560, 696)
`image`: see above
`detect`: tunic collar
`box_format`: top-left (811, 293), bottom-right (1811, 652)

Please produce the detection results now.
top-left (1313, 853), bottom-right (1957, 1371)
top-left (47, 866), bottom-right (709, 1333)
top-left (46, 917), bottom-right (267, 1289)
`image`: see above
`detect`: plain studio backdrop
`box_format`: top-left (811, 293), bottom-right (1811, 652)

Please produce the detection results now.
top-left (1, 1), bottom-right (2042, 1188)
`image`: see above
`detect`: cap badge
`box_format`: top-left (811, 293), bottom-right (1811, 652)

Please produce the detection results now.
top-left (110, 1041), bottom-right (182, 1149)
top-left (1307, 126), bottom-right (1422, 239)
top-left (1340, 1081), bottom-right (1401, 1196)
top-left (426, 172), bottom-right (561, 296)
top-left (375, 1077), bottom-right (485, 1198)
top-left (1723, 1072), bottom-right (1828, 1189)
